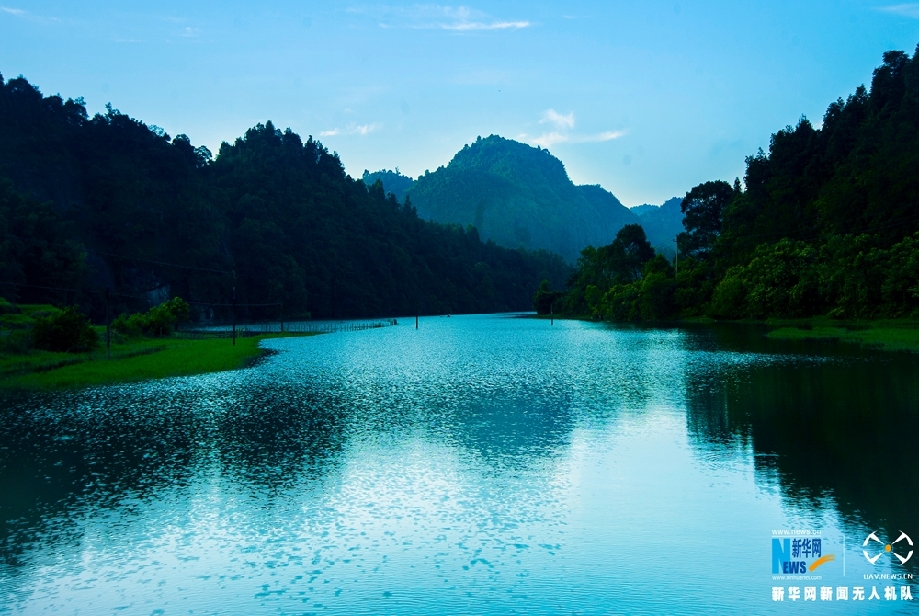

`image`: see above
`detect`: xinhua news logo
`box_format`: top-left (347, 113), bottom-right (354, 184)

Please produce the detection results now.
top-left (863, 531), bottom-right (913, 565)
top-left (772, 532), bottom-right (835, 576)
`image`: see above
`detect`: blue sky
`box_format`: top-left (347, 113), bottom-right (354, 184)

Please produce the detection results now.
top-left (3, 1), bottom-right (919, 205)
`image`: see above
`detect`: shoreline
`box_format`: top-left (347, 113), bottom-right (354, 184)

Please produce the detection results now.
top-left (529, 313), bottom-right (919, 352)
top-left (0, 332), bottom-right (321, 391)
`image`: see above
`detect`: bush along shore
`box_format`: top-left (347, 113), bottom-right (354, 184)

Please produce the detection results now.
top-left (0, 297), bottom-right (319, 390)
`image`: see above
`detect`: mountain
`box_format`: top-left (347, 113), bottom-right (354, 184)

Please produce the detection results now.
top-left (630, 204), bottom-right (660, 217)
top-left (0, 73), bottom-right (572, 319)
top-left (362, 168), bottom-right (414, 204)
top-left (629, 197), bottom-right (685, 256)
top-left (404, 135), bottom-right (640, 263)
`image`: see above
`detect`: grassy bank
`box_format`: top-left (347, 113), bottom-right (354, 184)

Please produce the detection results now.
top-left (766, 320), bottom-right (919, 352)
top-left (530, 312), bottom-right (919, 353)
top-left (0, 333), bottom-right (319, 390)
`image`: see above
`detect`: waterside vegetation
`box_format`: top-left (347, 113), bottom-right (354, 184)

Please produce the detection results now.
top-left (0, 334), bottom-right (310, 390)
top-left (0, 296), bottom-right (318, 389)
top-left (543, 47), bottom-right (919, 336)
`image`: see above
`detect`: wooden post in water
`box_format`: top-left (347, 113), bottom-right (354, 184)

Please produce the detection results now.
top-left (415, 314), bottom-right (418, 329)
top-left (232, 269), bottom-right (236, 346)
top-left (105, 287), bottom-right (111, 359)
top-left (550, 302), bottom-right (553, 325)
top-left (280, 302), bottom-right (284, 333)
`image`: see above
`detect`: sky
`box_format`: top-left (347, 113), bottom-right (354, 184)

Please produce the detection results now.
top-left (2, 1), bottom-right (919, 205)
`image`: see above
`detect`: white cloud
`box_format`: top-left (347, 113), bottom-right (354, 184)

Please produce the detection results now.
top-left (879, 3), bottom-right (919, 17)
top-left (178, 26), bottom-right (201, 37)
top-left (320, 122), bottom-right (381, 137)
top-left (540, 109), bottom-right (575, 130)
top-left (583, 130), bottom-right (627, 142)
top-left (439, 19), bottom-right (529, 30)
top-left (351, 122), bottom-right (380, 135)
top-left (1, 6), bottom-right (25, 15)
top-left (523, 109), bottom-right (623, 147)
top-left (354, 5), bottom-right (529, 31)
top-left (525, 130), bottom-right (625, 148)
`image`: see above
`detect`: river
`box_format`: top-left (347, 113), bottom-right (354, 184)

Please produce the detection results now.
top-left (1, 314), bottom-right (917, 614)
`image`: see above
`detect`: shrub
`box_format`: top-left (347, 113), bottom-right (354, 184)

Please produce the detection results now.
top-left (112, 297), bottom-right (191, 338)
top-left (30, 306), bottom-right (98, 352)
top-left (709, 267), bottom-right (747, 319)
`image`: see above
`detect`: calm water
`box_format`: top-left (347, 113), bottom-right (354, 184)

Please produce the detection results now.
top-left (1, 315), bottom-right (918, 614)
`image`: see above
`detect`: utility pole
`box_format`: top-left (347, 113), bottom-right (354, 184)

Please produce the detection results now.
top-left (674, 238), bottom-right (679, 276)
top-left (105, 287), bottom-right (111, 359)
top-left (232, 269), bottom-right (236, 346)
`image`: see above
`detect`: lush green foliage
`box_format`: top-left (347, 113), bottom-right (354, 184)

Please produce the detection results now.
top-left (557, 46), bottom-right (919, 322)
top-left (0, 74), bottom-right (570, 320)
top-left (30, 306), bottom-right (98, 352)
top-left (0, 179), bottom-right (85, 300)
top-left (407, 135), bottom-right (642, 262)
top-left (709, 234), bottom-right (919, 319)
top-left (112, 297), bottom-right (191, 337)
top-left (561, 224), bottom-right (657, 315)
top-left (532, 280), bottom-right (564, 314)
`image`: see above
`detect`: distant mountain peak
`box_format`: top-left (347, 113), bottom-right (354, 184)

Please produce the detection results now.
top-left (406, 135), bottom-right (638, 262)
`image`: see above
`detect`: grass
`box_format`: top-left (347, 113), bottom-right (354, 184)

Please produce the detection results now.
top-left (767, 321), bottom-right (919, 352)
top-left (531, 311), bottom-right (919, 353)
top-left (0, 332), bottom-right (320, 390)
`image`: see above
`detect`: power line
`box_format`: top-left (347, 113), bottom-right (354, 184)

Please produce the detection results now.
top-left (0, 280), bottom-right (143, 300)
top-left (0, 280), bottom-right (281, 309)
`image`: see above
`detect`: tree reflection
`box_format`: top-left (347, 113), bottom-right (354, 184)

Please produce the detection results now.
top-left (685, 337), bottom-right (919, 576)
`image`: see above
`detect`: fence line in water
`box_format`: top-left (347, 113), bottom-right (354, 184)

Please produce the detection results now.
top-left (176, 319), bottom-right (397, 339)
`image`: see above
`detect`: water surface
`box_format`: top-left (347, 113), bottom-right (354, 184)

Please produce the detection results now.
top-left (2, 315), bottom-right (918, 614)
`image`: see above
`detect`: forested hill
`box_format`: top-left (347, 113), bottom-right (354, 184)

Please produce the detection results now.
top-left (361, 169), bottom-right (414, 205)
top-left (630, 197), bottom-right (684, 257)
top-left (404, 135), bottom-right (642, 263)
top-left (560, 47), bottom-right (919, 321)
top-left (0, 73), bottom-right (571, 320)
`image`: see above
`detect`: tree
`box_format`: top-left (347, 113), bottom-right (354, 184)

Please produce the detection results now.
top-left (612, 223), bottom-right (654, 281)
top-left (677, 180), bottom-right (734, 259)
top-left (532, 279), bottom-right (564, 314)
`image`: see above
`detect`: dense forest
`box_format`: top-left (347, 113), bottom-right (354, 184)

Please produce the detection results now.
top-left (0, 73), bottom-right (571, 321)
top-left (557, 47), bottom-right (919, 321)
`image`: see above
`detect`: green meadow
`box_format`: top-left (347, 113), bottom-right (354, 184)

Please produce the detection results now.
top-left (766, 320), bottom-right (919, 352)
top-left (0, 333), bottom-right (319, 390)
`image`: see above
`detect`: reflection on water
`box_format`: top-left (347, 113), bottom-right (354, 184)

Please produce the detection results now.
top-left (1, 316), bottom-right (917, 614)
top-left (683, 324), bottom-right (919, 579)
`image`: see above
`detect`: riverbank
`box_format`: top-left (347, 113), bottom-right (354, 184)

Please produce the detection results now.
top-left (531, 313), bottom-right (919, 352)
top-left (765, 320), bottom-right (919, 352)
top-left (0, 333), bottom-right (319, 390)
